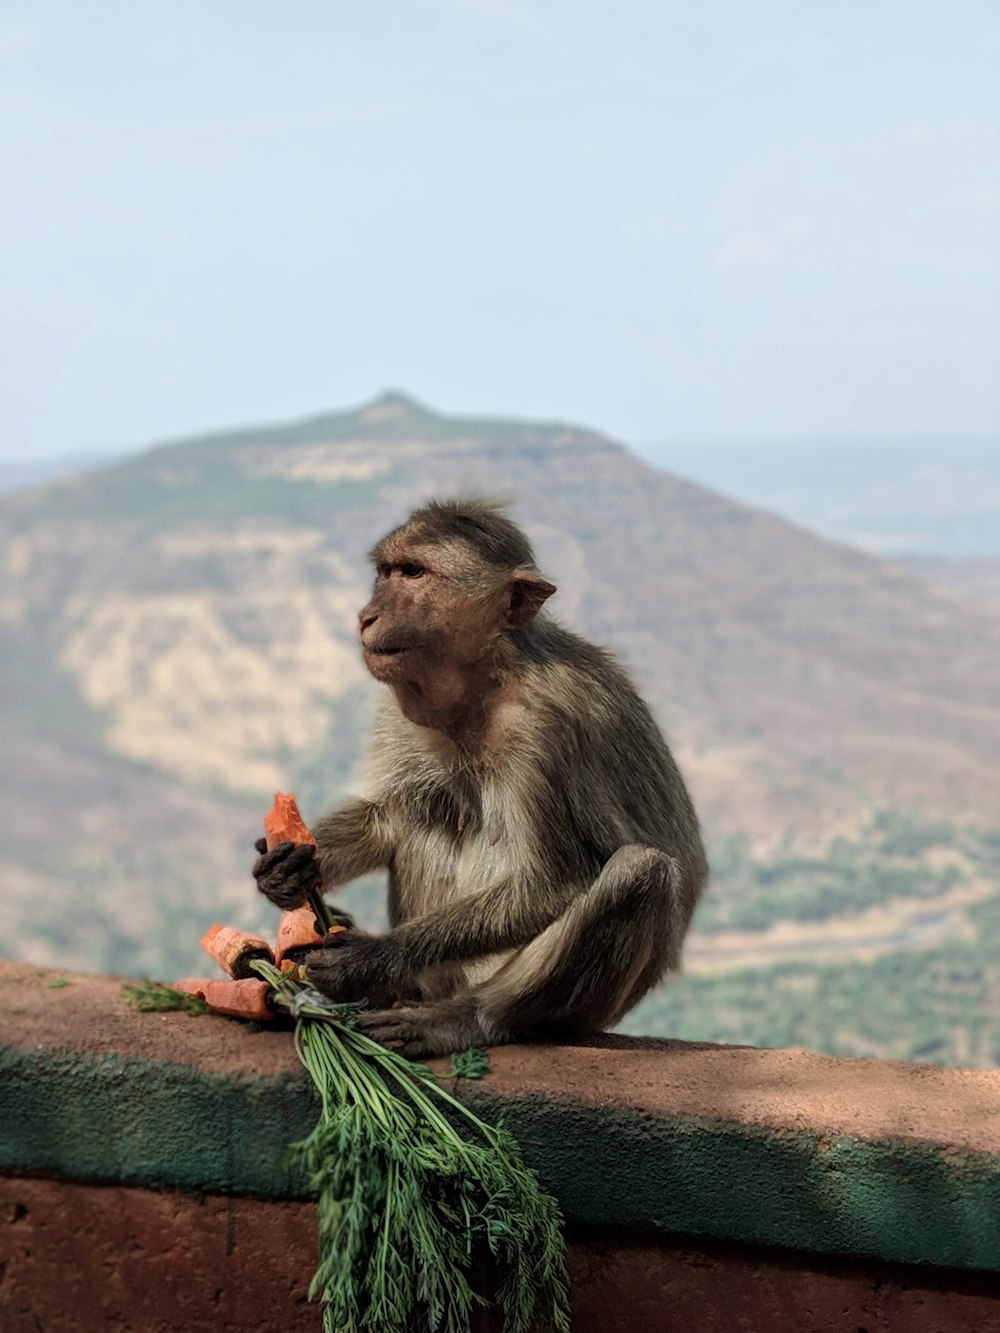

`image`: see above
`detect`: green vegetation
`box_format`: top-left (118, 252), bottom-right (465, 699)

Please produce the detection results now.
top-left (123, 981), bottom-right (210, 1015)
top-left (257, 960), bottom-right (569, 1333)
top-left (449, 1048), bottom-right (492, 1081)
top-left (693, 813), bottom-right (997, 934)
top-left (628, 826), bottom-right (1000, 1067)
top-left (628, 922), bottom-right (1000, 1067)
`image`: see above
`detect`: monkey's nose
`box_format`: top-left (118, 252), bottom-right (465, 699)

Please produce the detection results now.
top-left (359, 606), bottom-right (378, 633)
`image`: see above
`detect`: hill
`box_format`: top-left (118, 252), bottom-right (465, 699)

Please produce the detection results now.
top-left (900, 554), bottom-right (1000, 607)
top-left (2, 391), bottom-right (1000, 1061)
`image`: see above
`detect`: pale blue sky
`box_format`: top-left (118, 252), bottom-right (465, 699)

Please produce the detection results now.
top-left (2, 0), bottom-right (998, 462)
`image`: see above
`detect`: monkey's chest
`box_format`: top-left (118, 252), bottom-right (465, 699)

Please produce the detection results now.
top-left (389, 791), bottom-right (512, 923)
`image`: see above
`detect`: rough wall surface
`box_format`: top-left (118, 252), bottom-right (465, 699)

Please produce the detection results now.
top-left (2, 961), bottom-right (1000, 1332)
top-left (4, 1179), bottom-right (1000, 1333)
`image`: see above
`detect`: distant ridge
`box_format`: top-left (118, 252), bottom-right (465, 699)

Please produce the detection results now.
top-left (657, 434), bottom-right (1000, 559)
top-left (132, 390), bottom-right (612, 461)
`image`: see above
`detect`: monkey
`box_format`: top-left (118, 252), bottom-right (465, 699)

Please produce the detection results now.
top-left (253, 498), bottom-right (708, 1057)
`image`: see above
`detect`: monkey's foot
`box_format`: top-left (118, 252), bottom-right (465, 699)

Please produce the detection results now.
top-left (356, 1001), bottom-right (493, 1059)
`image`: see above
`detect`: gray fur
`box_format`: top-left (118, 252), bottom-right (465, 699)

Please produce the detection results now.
top-left (260, 499), bottom-right (708, 1057)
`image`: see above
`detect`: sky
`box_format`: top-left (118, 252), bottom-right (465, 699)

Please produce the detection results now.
top-left (1, 0), bottom-right (998, 463)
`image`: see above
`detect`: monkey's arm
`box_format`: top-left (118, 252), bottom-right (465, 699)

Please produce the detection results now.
top-left (394, 878), bottom-right (562, 965)
top-left (254, 799), bottom-right (390, 910)
top-left (312, 800), bottom-right (391, 885)
top-left (305, 874), bottom-right (571, 1000)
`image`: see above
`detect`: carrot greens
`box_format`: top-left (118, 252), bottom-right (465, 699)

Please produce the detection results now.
top-left (254, 958), bottom-right (570, 1333)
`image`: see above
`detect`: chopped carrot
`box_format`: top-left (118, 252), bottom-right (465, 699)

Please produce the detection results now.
top-left (264, 791), bottom-right (317, 850)
top-left (174, 978), bottom-right (214, 996)
top-left (263, 791), bottom-right (337, 935)
top-left (200, 923), bottom-right (275, 979)
top-left (274, 904), bottom-right (335, 965)
top-left (175, 976), bottom-right (275, 1022)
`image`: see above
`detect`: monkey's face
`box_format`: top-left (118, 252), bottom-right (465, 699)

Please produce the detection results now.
top-left (358, 518), bottom-right (556, 724)
top-left (358, 538), bottom-right (503, 689)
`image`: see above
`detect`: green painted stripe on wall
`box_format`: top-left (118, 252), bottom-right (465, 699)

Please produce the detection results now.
top-left (3, 1043), bottom-right (999, 1273)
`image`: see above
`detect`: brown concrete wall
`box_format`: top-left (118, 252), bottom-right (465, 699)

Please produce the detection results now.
top-left (5, 964), bottom-right (1000, 1331)
top-left (4, 1176), bottom-right (1000, 1333)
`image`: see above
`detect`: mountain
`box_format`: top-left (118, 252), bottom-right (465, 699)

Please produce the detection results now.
top-left (900, 554), bottom-right (1000, 607)
top-left (2, 391), bottom-right (1000, 1003)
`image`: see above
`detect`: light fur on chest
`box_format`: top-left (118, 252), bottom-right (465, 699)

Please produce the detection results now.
top-left (395, 776), bottom-right (526, 908)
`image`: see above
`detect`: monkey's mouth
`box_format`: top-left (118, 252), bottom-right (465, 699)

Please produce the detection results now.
top-left (366, 644), bottom-right (409, 657)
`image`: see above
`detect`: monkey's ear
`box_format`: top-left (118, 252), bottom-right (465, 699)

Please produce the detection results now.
top-left (504, 572), bottom-right (557, 629)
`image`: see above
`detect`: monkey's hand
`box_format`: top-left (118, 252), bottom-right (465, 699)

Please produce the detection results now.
top-left (252, 838), bottom-right (322, 911)
top-left (304, 932), bottom-right (402, 1007)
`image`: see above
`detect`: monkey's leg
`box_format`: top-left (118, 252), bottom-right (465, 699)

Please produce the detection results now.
top-left (356, 996), bottom-right (488, 1059)
top-left (477, 844), bottom-right (684, 1041)
top-left (357, 845), bottom-right (685, 1057)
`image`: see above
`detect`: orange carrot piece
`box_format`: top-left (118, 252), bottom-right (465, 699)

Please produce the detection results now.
top-left (264, 791), bottom-right (316, 850)
top-left (174, 978), bottom-right (213, 996)
top-left (263, 791), bottom-right (337, 935)
top-left (200, 923), bottom-right (275, 979)
top-left (175, 976), bottom-right (275, 1022)
top-left (274, 904), bottom-right (328, 965)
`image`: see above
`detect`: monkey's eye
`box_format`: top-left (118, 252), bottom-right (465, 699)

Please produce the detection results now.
top-left (398, 563), bottom-right (426, 579)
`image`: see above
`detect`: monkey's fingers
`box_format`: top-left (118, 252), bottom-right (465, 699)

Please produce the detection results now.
top-left (253, 842), bottom-right (321, 910)
top-left (254, 842), bottom-right (316, 874)
top-left (257, 881), bottom-right (307, 910)
top-left (303, 947), bottom-right (367, 1003)
top-left (254, 876), bottom-right (313, 910)
top-left (325, 907), bottom-right (357, 932)
top-left (356, 1007), bottom-right (432, 1057)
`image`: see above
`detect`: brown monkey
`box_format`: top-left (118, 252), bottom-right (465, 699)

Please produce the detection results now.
top-left (254, 499), bottom-right (708, 1056)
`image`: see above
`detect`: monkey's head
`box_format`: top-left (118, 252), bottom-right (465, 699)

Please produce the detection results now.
top-left (359, 499), bottom-right (556, 705)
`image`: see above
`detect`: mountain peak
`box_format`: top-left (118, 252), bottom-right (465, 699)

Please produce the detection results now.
top-left (357, 390), bottom-right (432, 424)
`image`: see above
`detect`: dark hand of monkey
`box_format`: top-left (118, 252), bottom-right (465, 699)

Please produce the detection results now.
top-left (252, 840), bottom-right (322, 910)
top-left (324, 907), bottom-right (359, 932)
top-left (305, 932), bottom-right (403, 1006)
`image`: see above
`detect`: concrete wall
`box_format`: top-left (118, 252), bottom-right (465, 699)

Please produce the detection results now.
top-left (2, 961), bottom-right (1000, 1331)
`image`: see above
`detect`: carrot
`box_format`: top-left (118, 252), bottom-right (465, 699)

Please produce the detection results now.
top-left (263, 791), bottom-right (335, 933)
top-left (200, 923), bottom-right (275, 979)
top-left (174, 978), bottom-right (213, 995)
top-left (174, 976), bottom-right (276, 1022)
top-left (274, 903), bottom-right (339, 966)
top-left (264, 791), bottom-right (316, 850)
